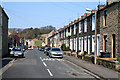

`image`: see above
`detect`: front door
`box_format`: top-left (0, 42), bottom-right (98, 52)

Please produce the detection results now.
top-left (112, 34), bottom-right (115, 58)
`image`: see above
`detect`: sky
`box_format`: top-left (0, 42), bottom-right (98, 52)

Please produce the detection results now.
top-left (2, 2), bottom-right (106, 30)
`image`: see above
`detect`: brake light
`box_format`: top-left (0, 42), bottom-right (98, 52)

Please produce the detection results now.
top-left (45, 47), bottom-right (46, 50)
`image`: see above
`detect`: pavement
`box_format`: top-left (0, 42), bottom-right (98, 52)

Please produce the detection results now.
top-left (1, 48), bottom-right (100, 79)
top-left (0, 57), bottom-right (16, 80)
top-left (2, 58), bottom-right (14, 68)
top-left (63, 55), bottom-right (120, 79)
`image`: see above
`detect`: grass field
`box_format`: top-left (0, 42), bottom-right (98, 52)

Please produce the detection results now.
top-left (35, 41), bottom-right (41, 46)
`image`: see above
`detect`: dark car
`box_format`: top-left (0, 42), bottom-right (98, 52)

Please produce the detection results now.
top-left (21, 46), bottom-right (26, 52)
top-left (44, 47), bottom-right (51, 56)
top-left (40, 47), bottom-right (45, 51)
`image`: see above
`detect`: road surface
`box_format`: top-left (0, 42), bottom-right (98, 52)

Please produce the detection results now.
top-left (2, 48), bottom-right (98, 79)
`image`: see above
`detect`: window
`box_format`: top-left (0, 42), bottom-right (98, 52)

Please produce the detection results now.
top-left (79, 22), bottom-right (81, 33)
top-left (68, 27), bottom-right (70, 32)
top-left (84, 37), bottom-right (87, 52)
top-left (65, 29), bottom-right (66, 37)
top-left (97, 34), bottom-right (100, 56)
top-left (59, 32), bottom-right (61, 38)
top-left (84, 19), bottom-right (87, 32)
top-left (92, 35), bottom-right (95, 52)
top-left (81, 37), bottom-right (83, 52)
top-left (92, 14), bottom-right (95, 31)
top-left (52, 48), bottom-right (61, 51)
top-left (79, 38), bottom-right (81, 50)
top-left (74, 38), bottom-right (76, 50)
top-left (70, 39), bottom-right (73, 50)
top-left (64, 30), bottom-right (65, 38)
top-left (76, 38), bottom-right (77, 52)
top-left (70, 26), bottom-right (72, 35)
top-left (74, 24), bottom-right (76, 35)
top-left (66, 28), bottom-right (68, 37)
top-left (76, 24), bottom-right (78, 34)
top-left (104, 10), bottom-right (107, 26)
top-left (104, 35), bottom-right (107, 52)
top-left (88, 37), bottom-right (91, 54)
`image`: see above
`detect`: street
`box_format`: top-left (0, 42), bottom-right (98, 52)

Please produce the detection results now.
top-left (2, 48), bottom-right (97, 79)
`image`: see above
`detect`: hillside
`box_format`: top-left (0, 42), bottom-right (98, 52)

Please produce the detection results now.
top-left (9, 25), bottom-right (56, 39)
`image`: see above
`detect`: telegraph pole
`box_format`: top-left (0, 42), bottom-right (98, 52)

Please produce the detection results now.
top-left (94, 10), bottom-right (97, 64)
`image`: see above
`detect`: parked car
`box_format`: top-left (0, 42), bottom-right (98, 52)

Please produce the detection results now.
top-left (21, 46), bottom-right (26, 52)
top-left (49, 47), bottom-right (63, 58)
top-left (44, 47), bottom-right (51, 56)
top-left (28, 46), bottom-right (33, 50)
top-left (10, 47), bottom-right (24, 58)
top-left (40, 47), bottom-right (45, 51)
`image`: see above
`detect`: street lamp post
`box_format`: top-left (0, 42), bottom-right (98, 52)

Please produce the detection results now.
top-left (86, 8), bottom-right (97, 64)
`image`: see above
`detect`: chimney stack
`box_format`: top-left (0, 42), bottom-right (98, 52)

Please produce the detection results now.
top-left (106, 0), bottom-right (113, 6)
top-left (98, 5), bottom-right (106, 10)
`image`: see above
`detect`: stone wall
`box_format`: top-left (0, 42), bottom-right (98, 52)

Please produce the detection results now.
top-left (117, 2), bottom-right (120, 61)
top-left (0, 6), bottom-right (2, 59)
top-left (97, 58), bottom-right (117, 70)
top-left (2, 9), bottom-right (8, 58)
top-left (0, 6), bottom-right (9, 58)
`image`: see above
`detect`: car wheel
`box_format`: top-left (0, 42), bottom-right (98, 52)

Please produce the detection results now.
top-left (22, 54), bottom-right (24, 58)
top-left (49, 54), bottom-right (51, 58)
top-left (61, 57), bottom-right (63, 59)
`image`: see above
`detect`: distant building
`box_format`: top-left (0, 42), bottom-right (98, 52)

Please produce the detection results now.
top-left (39, 34), bottom-right (48, 46)
top-left (8, 31), bottom-right (12, 48)
top-left (45, 30), bottom-right (55, 46)
top-left (0, 6), bottom-right (9, 58)
top-left (24, 39), bottom-right (35, 47)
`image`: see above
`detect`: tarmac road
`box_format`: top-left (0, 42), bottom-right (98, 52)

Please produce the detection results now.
top-left (2, 48), bottom-right (98, 79)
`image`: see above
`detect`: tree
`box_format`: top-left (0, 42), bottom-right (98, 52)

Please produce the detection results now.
top-left (61, 43), bottom-right (67, 51)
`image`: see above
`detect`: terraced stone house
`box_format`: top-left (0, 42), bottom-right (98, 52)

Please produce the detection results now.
top-left (47, 1), bottom-right (120, 61)
top-left (0, 6), bottom-right (9, 58)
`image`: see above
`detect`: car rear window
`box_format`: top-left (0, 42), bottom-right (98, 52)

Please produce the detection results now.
top-left (41, 47), bottom-right (45, 49)
top-left (52, 48), bottom-right (61, 51)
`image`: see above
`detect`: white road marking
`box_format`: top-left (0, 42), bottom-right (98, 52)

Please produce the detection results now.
top-left (40, 57), bottom-right (42, 60)
top-left (42, 58), bottom-right (64, 62)
top-left (56, 59), bottom-right (64, 61)
top-left (47, 69), bottom-right (53, 77)
top-left (40, 57), bottom-right (43, 61)
top-left (43, 62), bottom-right (47, 67)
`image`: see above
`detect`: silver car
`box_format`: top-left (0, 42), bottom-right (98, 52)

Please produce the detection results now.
top-left (49, 47), bottom-right (63, 58)
top-left (10, 47), bottom-right (24, 57)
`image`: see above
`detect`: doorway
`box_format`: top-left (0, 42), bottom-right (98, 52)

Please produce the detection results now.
top-left (112, 34), bottom-right (115, 58)
top-left (104, 35), bottom-right (107, 52)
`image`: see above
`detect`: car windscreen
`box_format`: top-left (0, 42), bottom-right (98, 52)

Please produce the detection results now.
top-left (13, 47), bottom-right (21, 51)
top-left (47, 47), bottom-right (51, 50)
top-left (14, 49), bottom-right (21, 51)
top-left (51, 48), bottom-right (61, 51)
top-left (22, 46), bottom-right (25, 48)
